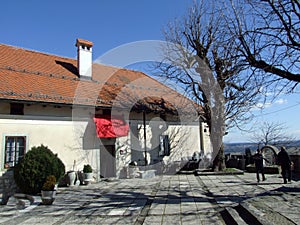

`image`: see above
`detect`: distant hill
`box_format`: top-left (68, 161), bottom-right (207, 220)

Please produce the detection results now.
top-left (224, 142), bottom-right (257, 154)
top-left (224, 140), bottom-right (300, 154)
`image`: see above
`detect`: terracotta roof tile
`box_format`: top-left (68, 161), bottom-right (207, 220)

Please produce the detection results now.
top-left (76, 38), bottom-right (93, 47)
top-left (0, 43), bottom-right (199, 114)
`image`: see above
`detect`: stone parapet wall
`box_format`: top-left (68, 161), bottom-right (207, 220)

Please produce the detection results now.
top-left (0, 170), bottom-right (17, 205)
top-left (290, 155), bottom-right (300, 173)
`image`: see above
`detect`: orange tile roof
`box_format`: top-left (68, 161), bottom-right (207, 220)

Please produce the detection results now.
top-left (76, 38), bottom-right (93, 47)
top-left (0, 43), bottom-right (199, 114)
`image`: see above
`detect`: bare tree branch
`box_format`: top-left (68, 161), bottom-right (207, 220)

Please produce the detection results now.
top-left (155, 1), bottom-right (264, 171)
top-left (250, 121), bottom-right (295, 146)
top-left (230, 0), bottom-right (300, 85)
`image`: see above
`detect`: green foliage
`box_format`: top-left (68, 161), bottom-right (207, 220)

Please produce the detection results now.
top-left (223, 168), bottom-right (237, 172)
top-left (14, 144), bottom-right (65, 194)
top-left (42, 175), bottom-right (56, 191)
top-left (83, 164), bottom-right (92, 173)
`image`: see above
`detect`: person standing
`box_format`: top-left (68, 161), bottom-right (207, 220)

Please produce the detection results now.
top-left (277, 146), bottom-right (292, 184)
top-left (253, 149), bottom-right (267, 183)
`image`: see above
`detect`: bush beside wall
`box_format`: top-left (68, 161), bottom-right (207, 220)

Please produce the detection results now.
top-left (14, 145), bottom-right (65, 195)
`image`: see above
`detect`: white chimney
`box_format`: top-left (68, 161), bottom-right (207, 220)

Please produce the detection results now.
top-left (76, 38), bottom-right (93, 79)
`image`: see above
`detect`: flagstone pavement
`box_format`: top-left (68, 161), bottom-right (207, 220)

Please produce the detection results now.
top-left (0, 172), bottom-right (299, 225)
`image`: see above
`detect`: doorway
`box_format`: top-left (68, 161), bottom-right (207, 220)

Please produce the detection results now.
top-left (100, 145), bottom-right (116, 178)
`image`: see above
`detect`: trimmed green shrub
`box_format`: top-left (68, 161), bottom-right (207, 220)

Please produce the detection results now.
top-left (14, 144), bottom-right (65, 194)
top-left (83, 164), bottom-right (92, 173)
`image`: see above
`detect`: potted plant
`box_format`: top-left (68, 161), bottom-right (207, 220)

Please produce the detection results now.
top-left (41, 175), bottom-right (57, 205)
top-left (128, 161), bottom-right (139, 178)
top-left (83, 164), bottom-right (93, 185)
top-left (67, 160), bottom-right (77, 186)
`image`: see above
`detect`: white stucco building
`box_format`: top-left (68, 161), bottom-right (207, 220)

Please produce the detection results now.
top-left (0, 39), bottom-right (212, 180)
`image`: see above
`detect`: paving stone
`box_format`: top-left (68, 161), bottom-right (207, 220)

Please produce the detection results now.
top-left (164, 205), bottom-right (180, 215)
top-left (99, 216), bottom-right (128, 224)
top-left (162, 215), bottom-right (181, 225)
top-left (143, 215), bottom-right (163, 223)
top-left (181, 214), bottom-right (199, 224)
top-left (107, 208), bottom-right (126, 216)
top-left (0, 173), bottom-right (299, 224)
top-left (148, 209), bottom-right (164, 216)
top-left (21, 216), bottom-right (63, 224)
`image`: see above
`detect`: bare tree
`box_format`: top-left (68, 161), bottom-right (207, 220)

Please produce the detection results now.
top-left (156, 1), bottom-right (263, 171)
top-left (227, 0), bottom-right (300, 93)
top-left (251, 121), bottom-right (295, 146)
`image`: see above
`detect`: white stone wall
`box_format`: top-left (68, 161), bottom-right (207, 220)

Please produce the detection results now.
top-left (0, 117), bottom-right (99, 176)
top-left (115, 136), bottom-right (131, 178)
top-left (0, 102), bottom-right (211, 178)
top-left (200, 122), bottom-right (213, 156)
top-left (0, 102), bottom-right (100, 177)
top-left (128, 117), bottom-right (203, 171)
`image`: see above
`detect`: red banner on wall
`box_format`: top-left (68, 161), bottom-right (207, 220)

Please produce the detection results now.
top-left (93, 116), bottom-right (129, 138)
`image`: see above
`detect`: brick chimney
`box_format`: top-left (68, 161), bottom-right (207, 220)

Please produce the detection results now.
top-left (76, 38), bottom-right (93, 79)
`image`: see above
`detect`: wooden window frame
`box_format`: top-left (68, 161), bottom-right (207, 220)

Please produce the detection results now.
top-left (4, 136), bottom-right (26, 169)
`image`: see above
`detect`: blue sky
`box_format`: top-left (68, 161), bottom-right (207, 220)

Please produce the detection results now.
top-left (1, 0), bottom-right (299, 142)
top-left (226, 96), bottom-right (300, 143)
top-left (0, 0), bottom-right (192, 58)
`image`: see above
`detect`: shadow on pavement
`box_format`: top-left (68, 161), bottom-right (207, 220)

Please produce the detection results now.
top-left (272, 186), bottom-right (300, 193)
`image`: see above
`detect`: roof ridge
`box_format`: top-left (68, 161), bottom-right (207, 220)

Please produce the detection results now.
top-left (0, 43), bottom-right (76, 61)
top-left (0, 43), bottom-right (154, 74)
top-left (0, 66), bottom-right (174, 93)
top-left (0, 66), bottom-right (82, 82)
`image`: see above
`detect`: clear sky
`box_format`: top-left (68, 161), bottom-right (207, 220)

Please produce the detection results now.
top-left (0, 0), bottom-right (192, 58)
top-left (1, 0), bottom-right (299, 143)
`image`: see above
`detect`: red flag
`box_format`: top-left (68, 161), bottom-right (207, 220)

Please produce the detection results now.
top-left (94, 116), bottom-right (129, 138)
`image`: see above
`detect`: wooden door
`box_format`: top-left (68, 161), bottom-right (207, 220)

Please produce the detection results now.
top-left (100, 145), bottom-right (116, 178)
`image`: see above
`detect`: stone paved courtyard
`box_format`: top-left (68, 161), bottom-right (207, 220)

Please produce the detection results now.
top-left (0, 172), bottom-right (299, 224)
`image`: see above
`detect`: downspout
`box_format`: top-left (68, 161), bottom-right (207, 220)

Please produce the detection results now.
top-left (200, 121), bottom-right (204, 154)
top-left (143, 110), bottom-right (147, 165)
top-left (198, 115), bottom-right (205, 155)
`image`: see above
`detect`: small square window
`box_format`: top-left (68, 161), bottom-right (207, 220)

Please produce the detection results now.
top-left (10, 103), bottom-right (24, 115)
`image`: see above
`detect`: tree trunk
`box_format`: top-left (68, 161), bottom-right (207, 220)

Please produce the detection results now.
top-left (213, 143), bottom-right (226, 171)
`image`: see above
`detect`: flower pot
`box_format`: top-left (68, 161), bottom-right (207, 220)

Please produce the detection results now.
top-left (67, 171), bottom-right (76, 186)
top-left (129, 166), bottom-right (139, 178)
top-left (84, 172), bottom-right (93, 185)
top-left (41, 190), bottom-right (56, 205)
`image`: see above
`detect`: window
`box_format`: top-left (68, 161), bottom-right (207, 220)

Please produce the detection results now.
top-left (159, 135), bottom-right (170, 156)
top-left (4, 136), bottom-right (26, 168)
top-left (10, 103), bottom-right (24, 115)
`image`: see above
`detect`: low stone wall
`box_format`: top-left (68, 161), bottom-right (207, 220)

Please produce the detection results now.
top-left (290, 155), bottom-right (300, 173)
top-left (246, 165), bottom-right (280, 174)
top-left (0, 170), bottom-right (18, 205)
top-left (226, 158), bottom-right (246, 170)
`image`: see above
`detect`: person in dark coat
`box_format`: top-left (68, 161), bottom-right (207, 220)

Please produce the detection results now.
top-left (252, 149), bottom-right (267, 183)
top-left (277, 146), bottom-right (292, 184)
